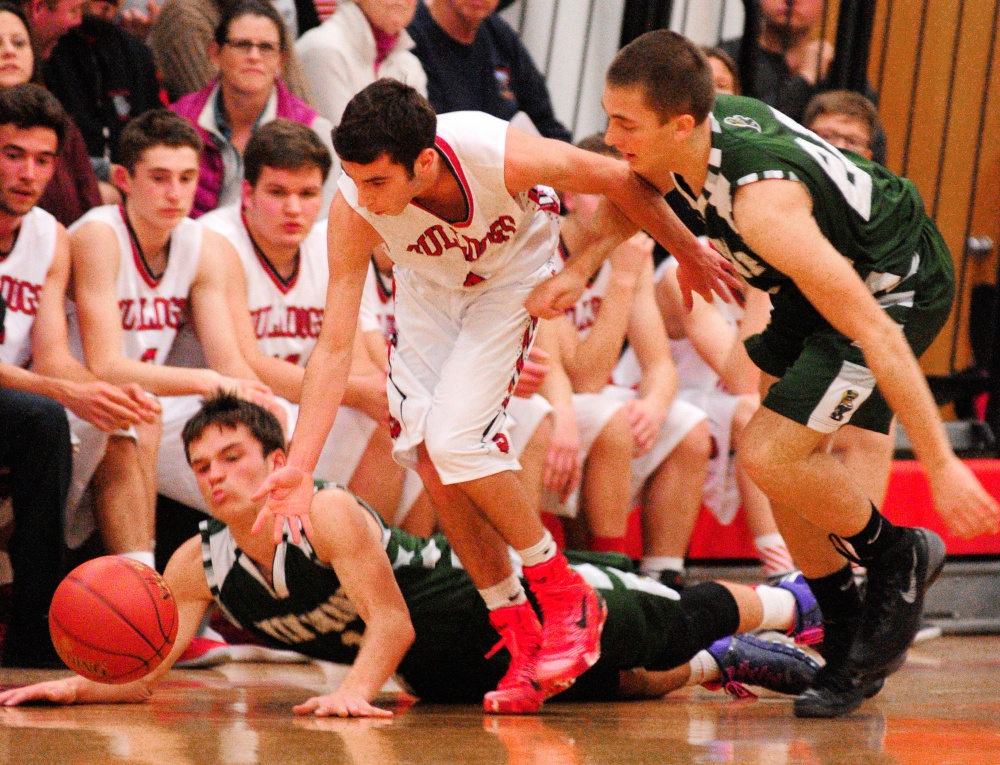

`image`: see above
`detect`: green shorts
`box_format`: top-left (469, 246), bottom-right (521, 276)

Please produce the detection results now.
top-left (745, 219), bottom-right (954, 435)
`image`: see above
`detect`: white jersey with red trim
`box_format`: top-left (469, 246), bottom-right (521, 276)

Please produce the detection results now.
top-left (338, 111), bottom-right (560, 289)
top-left (359, 256), bottom-right (396, 342)
top-left (199, 206), bottom-right (328, 366)
top-left (68, 204), bottom-right (202, 365)
top-left (555, 238), bottom-right (612, 342)
top-left (0, 207), bottom-right (59, 367)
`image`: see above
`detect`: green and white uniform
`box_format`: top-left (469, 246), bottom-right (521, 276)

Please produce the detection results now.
top-left (200, 490), bottom-right (732, 702)
top-left (672, 94), bottom-right (954, 434)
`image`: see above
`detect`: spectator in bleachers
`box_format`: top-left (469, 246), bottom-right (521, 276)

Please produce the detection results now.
top-left (408, 0), bottom-right (571, 141)
top-left (11, 0), bottom-right (104, 223)
top-left (720, 0), bottom-right (835, 123)
top-left (297, 0), bottom-right (425, 128)
top-left (150, 0), bottom-right (312, 104)
top-left (702, 46), bottom-right (740, 96)
top-left (43, 0), bottom-right (165, 183)
top-left (803, 88), bottom-right (883, 163)
top-left (0, 84), bottom-right (158, 667)
top-left (170, 0), bottom-right (335, 217)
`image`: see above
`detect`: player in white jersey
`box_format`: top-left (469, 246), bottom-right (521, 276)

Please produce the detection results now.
top-left (252, 80), bottom-right (738, 714)
top-left (544, 139), bottom-right (711, 590)
top-left (161, 120), bottom-right (403, 520)
top-left (359, 244), bottom-right (556, 535)
top-left (0, 85), bottom-right (157, 666)
top-left (638, 256), bottom-right (795, 578)
top-left (69, 109), bottom-right (275, 570)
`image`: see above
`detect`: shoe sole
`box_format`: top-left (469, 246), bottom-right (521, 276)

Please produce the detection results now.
top-left (536, 595), bottom-right (608, 699)
top-left (793, 685), bottom-right (867, 718)
top-left (483, 693), bottom-right (544, 715)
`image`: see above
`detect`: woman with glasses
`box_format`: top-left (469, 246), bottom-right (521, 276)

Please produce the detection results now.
top-left (170, 0), bottom-right (335, 217)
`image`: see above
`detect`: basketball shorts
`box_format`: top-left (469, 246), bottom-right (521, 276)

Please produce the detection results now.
top-left (386, 262), bottom-right (552, 484)
top-left (746, 220), bottom-right (954, 435)
top-left (546, 388), bottom-right (706, 517)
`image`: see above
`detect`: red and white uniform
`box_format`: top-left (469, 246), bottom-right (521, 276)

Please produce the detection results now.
top-left (0, 207), bottom-right (100, 547)
top-left (359, 256), bottom-right (396, 343)
top-left (552, 246), bottom-right (706, 516)
top-left (339, 112), bottom-right (559, 483)
top-left (614, 257), bottom-right (743, 524)
top-left (0, 208), bottom-right (59, 368)
top-left (68, 205), bottom-right (202, 366)
top-left (155, 206), bottom-right (377, 513)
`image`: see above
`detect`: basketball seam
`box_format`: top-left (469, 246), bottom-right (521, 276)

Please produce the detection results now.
top-left (50, 611), bottom-right (163, 682)
top-left (119, 558), bottom-right (175, 643)
top-left (67, 575), bottom-right (165, 655)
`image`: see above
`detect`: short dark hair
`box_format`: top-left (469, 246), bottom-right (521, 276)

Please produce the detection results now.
top-left (334, 79), bottom-right (436, 175)
top-left (803, 90), bottom-right (881, 147)
top-left (575, 132), bottom-right (621, 160)
top-left (117, 109), bottom-right (203, 172)
top-left (244, 119), bottom-right (332, 185)
top-left (607, 30), bottom-right (714, 124)
top-left (181, 392), bottom-right (286, 464)
top-left (701, 45), bottom-right (741, 95)
top-left (0, 83), bottom-right (68, 153)
top-left (215, 0), bottom-right (289, 54)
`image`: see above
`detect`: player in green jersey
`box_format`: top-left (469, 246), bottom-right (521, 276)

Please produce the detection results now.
top-left (0, 394), bottom-right (821, 716)
top-left (529, 30), bottom-right (1000, 719)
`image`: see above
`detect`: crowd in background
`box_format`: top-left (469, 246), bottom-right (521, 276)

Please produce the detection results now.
top-left (0, 0), bottom-right (882, 669)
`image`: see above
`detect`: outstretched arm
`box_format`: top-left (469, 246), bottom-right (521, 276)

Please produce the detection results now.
top-left (293, 489), bottom-right (414, 717)
top-left (0, 537), bottom-right (212, 707)
top-left (252, 193), bottom-right (384, 543)
top-left (734, 179), bottom-right (999, 537)
top-left (505, 126), bottom-right (739, 312)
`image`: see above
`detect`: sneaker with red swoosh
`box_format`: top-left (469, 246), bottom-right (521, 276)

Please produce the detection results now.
top-left (524, 555), bottom-right (607, 699)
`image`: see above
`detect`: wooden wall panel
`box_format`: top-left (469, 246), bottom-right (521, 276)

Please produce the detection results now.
top-left (869, 0), bottom-right (1000, 376)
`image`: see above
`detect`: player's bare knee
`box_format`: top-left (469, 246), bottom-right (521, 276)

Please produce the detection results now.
top-left (592, 408), bottom-right (633, 456)
top-left (674, 420), bottom-right (712, 466)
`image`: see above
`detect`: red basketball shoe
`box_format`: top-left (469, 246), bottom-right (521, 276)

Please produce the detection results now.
top-left (483, 601), bottom-right (544, 714)
top-left (524, 554), bottom-right (606, 699)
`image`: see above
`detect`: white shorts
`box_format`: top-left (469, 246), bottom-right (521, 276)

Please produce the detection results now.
top-left (65, 412), bottom-right (138, 549)
top-left (391, 394), bottom-right (552, 526)
top-left (678, 388), bottom-right (743, 525)
top-left (387, 263), bottom-right (551, 485)
top-left (156, 395), bottom-right (377, 513)
top-left (547, 387), bottom-right (707, 517)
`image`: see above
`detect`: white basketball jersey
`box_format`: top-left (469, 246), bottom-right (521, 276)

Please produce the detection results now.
top-left (338, 112), bottom-right (559, 289)
top-left (556, 239), bottom-right (612, 342)
top-left (0, 208), bottom-right (59, 367)
top-left (199, 206), bottom-right (329, 366)
top-left (68, 205), bottom-right (202, 365)
top-left (359, 257), bottom-right (396, 343)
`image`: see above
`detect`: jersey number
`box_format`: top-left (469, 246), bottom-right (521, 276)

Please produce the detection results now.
top-left (771, 109), bottom-right (873, 221)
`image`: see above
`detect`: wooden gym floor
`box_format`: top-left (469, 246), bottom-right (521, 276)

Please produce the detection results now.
top-left (2, 635), bottom-right (997, 765)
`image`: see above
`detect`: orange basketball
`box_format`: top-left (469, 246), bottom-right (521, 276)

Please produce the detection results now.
top-left (49, 556), bottom-right (179, 684)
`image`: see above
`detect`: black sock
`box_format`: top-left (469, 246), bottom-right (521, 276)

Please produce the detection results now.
top-left (843, 504), bottom-right (904, 565)
top-left (805, 564), bottom-right (861, 626)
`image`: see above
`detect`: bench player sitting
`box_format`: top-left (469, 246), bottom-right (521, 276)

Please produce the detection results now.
top-left (67, 108), bottom-right (277, 586)
top-left (0, 394), bottom-right (823, 715)
top-left (156, 119), bottom-right (404, 523)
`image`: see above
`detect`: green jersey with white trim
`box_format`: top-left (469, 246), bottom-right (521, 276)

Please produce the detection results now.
top-left (675, 94), bottom-right (932, 295)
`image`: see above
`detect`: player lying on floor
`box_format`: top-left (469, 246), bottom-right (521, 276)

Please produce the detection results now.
top-left (0, 395), bottom-right (823, 717)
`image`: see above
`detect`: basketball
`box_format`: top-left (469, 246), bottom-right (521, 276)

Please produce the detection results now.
top-left (48, 556), bottom-right (179, 684)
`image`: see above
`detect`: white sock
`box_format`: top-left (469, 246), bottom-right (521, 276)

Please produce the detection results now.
top-left (754, 533), bottom-right (795, 576)
top-left (754, 584), bottom-right (796, 632)
top-left (685, 650), bottom-right (721, 686)
top-left (120, 550), bottom-right (155, 569)
top-left (517, 530), bottom-right (557, 568)
top-left (479, 574), bottom-right (528, 610)
top-left (640, 556), bottom-right (685, 578)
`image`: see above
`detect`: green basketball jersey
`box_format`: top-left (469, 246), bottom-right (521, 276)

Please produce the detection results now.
top-left (676, 94), bottom-right (932, 294)
top-left (201, 490), bottom-right (686, 702)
